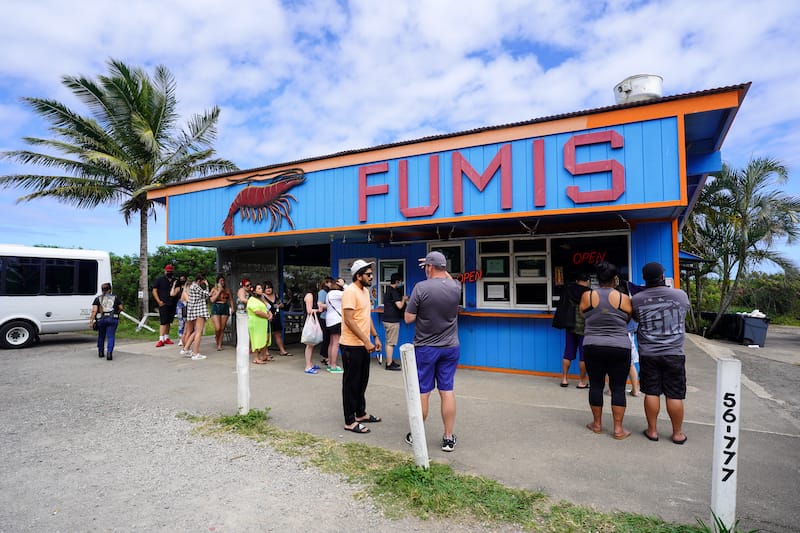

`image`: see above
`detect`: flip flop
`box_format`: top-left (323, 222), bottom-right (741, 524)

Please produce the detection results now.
top-left (672, 435), bottom-right (688, 445)
top-left (344, 423), bottom-right (370, 434)
top-left (279, 352), bottom-right (292, 356)
top-left (642, 430), bottom-right (659, 442)
top-left (586, 423), bottom-right (602, 434)
top-left (356, 414), bottom-right (381, 423)
top-left (613, 430), bottom-right (632, 440)
top-left (559, 382), bottom-right (569, 388)
top-left (576, 383), bottom-right (589, 389)
top-left (252, 359), bottom-right (267, 365)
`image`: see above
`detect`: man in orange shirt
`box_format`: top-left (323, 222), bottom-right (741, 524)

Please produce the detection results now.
top-left (340, 259), bottom-right (383, 434)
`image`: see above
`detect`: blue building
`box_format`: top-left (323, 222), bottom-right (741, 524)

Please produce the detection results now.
top-left (148, 82), bottom-right (748, 377)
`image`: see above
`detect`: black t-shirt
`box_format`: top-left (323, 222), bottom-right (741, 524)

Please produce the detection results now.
top-left (152, 275), bottom-right (176, 306)
top-left (383, 285), bottom-right (405, 323)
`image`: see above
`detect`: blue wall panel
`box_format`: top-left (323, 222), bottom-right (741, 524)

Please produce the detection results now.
top-left (459, 316), bottom-right (565, 374)
top-left (630, 221), bottom-right (674, 284)
top-left (167, 118), bottom-right (681, 242)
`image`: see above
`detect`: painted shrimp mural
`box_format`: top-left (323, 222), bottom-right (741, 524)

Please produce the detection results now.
top-left (222, 169), bottom-right (306, 236)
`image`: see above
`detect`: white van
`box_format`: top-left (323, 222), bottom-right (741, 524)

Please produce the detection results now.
top-left (0, 245), bottom-right (112, 349)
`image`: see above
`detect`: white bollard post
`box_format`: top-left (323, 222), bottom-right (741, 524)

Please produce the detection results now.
top-left (399, 343), bottom-right (429, 469)
top-left (711, 357), bottom-right (742, 529)
top-left (235, 310), bottom-right (251, 415)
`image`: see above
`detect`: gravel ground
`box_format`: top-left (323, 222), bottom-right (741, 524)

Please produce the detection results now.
top-left (0, 337), bottom-right (517, 532)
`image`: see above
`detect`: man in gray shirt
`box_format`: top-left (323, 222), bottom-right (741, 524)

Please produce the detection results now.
top-left (404, 251), bottom-right (462, 452)
top-left (632, 262), bottom-right (691, 445)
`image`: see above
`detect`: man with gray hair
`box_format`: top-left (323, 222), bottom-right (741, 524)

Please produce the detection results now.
top-left (404, 251), bottom-right (462, 452)
top-left (632, 262), bottom-right (691, 445)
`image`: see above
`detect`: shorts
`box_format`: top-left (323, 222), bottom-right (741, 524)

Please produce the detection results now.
top-left (158, 304), bottom-right (176, 326)
top-left (211, 302), bottom-right (230, 316)
top-left (383, 322), bottom-right (399, 346)
top-left (562, 331), bottom-right (584, 361)
top-left (639, 354), bottom-right (686, 399)
top-left (415, 345), bottom-right (460, 394)
top-left (327, 322), bottom-right (341, 335)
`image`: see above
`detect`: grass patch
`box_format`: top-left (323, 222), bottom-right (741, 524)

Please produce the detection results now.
top-left (184, 408), bottom-right (735, 532)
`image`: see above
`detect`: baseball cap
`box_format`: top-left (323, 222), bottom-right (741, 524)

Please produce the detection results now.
top-left (164, 264), bottom-right (174, 272)
top-left (419, 251), bottom-right (447, 268)
top-left (642, 262), bottom-right (665, 283)
top-left (350, 259), bottom-right (374, 276)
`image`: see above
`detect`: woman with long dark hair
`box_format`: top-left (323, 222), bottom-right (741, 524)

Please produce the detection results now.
top-left (262, 281), bottom-right (290, 356)
top-left (247, 283), bottom-right (272, 364)
top-left (580, 261), bottom-right (633, 440)
top-left (302, 280), bottom-right (321, 374)
top-left (210, 275), bottom-right (233, 351)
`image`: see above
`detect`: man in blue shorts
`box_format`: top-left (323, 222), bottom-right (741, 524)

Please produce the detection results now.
top-left (404, 251), bottom-right (462, 452)
top-left (632, 262), bottom-right (690, 445)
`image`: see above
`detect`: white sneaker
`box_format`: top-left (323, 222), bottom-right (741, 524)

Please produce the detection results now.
top-left (178, 340), bottom-right (183, 347)
top-left (191, 353), bottom-right (207, 360)
top-left (180, 348), bottom-right (187, 355)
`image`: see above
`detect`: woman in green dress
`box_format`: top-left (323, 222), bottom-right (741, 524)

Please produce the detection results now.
top-left (247, 284), bottom-right (272, 364)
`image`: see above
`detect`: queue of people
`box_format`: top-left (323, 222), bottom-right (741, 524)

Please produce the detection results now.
top-left (552, 261), bottom-right (690, 444)
top-left (95, 255), bottom-right (688, 453)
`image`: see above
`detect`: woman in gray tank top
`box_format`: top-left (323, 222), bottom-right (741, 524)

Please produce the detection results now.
top-left (579, 261), bottom-right (633, 440)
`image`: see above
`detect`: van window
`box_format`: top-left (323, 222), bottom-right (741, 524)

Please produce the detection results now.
top-left (0, 257), bottom-right (98, 296)
top-left (2, 257), bottom-right (42, 295)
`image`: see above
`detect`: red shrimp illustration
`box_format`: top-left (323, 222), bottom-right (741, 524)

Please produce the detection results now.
top-left (222, 169), bottom-right (306, 236)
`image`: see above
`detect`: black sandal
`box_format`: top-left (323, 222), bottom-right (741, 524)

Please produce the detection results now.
top-left (344, 423), bottom-right (370, 434)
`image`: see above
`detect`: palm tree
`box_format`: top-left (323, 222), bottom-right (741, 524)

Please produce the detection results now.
top-left (0, 59), bottom-right (238, 315)
top-left (684, 157), bottom-right (800, 336)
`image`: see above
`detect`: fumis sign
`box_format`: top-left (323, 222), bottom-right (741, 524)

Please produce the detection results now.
top-left (358, 130), bottom-right (625, 222)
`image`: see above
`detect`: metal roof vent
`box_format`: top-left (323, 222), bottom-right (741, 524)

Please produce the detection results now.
top-left (614, 74), bottom-right (663, 104)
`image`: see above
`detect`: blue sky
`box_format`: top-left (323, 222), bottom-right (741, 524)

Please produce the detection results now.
top-left (1, 0), bottom-right (798, 270)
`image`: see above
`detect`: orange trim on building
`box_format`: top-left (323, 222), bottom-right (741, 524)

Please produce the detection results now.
top-left (672, 219), bottom-right (681, 289)
top-left (677, 113), bottom-right (687, 204)
top-left (458, 364), bottom-right (562, 378)
top-left (585, 91), bottom-right (741, 129)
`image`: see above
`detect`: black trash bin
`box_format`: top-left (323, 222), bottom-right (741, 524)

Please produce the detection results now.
top-left (738, 315), bottom-right (769, 347)
top-left (701, 312), bottom-right (746, 343)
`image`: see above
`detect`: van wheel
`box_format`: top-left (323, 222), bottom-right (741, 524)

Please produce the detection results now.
top-left (0, 321), bottom-right (36, 349)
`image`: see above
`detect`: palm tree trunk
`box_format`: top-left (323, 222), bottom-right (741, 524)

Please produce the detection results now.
top-left (139, 210), bottom-right (149, 318)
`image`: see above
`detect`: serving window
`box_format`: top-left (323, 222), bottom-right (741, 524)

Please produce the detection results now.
top-left (428, 242), bottom-right (465, 306)
top-left (377, 259), bottom-right (405, 307)
top-left (477, 238), bottom-right (548, 308)
top-left (476, 232), bottom-right (630, 310)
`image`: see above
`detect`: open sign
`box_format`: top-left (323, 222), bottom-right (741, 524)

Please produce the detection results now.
top-left (455, 270), bottom-right (483, 283)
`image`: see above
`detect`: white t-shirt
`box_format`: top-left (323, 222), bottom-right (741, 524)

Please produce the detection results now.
top-left (325, 289), bottom-right (343, 328)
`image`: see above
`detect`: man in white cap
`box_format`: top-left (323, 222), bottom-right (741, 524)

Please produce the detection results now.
top-left (340, 259), bottom-right (383, 434)
top-left (404, 251), bottom-right (462, 452)
top-left (632, 261), bottom-right (690, 445)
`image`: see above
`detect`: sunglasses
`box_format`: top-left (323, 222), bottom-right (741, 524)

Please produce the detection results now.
top-left (362, 272), bottom-right (374, 277)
